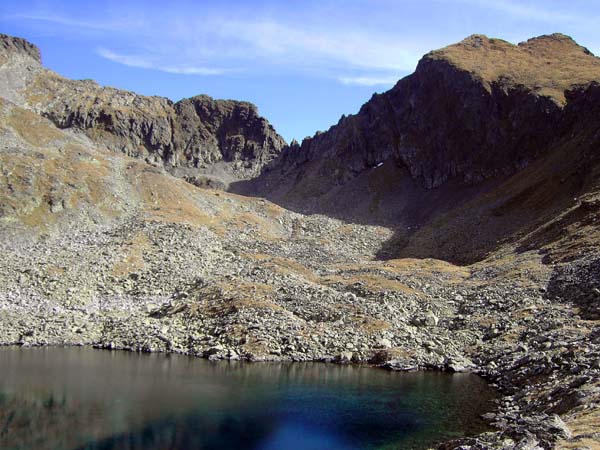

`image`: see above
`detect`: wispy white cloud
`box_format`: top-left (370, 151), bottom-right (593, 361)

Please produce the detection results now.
top-left (97, 48), bottom-right (223, 75)
top-left (213, 19), bottom-right (418, 72)
top-left (24, 1), bottom-right (599, 84)
top-left (445, 0), bottom-right (595, 25)
top-left (6, 8), bottom-right (418, 83)
top-left (338, 76), bottom-right (399, 86)
top-left (3, 12), bottom-right (146, 33)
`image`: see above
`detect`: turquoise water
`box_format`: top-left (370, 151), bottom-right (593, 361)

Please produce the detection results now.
top-left (0, 347), bottom-right (496, 450)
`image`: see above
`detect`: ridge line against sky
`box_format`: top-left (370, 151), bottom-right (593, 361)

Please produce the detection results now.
top-left (1, 0), bottom-right (599, 142)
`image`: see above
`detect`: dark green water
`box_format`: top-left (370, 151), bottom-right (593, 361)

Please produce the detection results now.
top-left (0, 347), bottom-right (496, 450)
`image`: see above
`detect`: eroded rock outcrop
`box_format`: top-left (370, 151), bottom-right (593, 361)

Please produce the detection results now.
top-left (0, 34), bottom-right (286, 184)
top-left (250, 33), bottom-right (600, 197)
top-left (235, 33), bottom-right (600, 265)
top-left (0, 33), bottom-right (41, 63)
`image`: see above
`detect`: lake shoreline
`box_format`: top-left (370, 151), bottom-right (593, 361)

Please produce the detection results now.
top-left (0, 338), bottom-right (577, 449)
top-left (1, 345), bottom-right (498, 450)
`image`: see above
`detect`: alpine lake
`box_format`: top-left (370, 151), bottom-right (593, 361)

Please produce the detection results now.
top-left (0, 347), bottom-right (497, 450)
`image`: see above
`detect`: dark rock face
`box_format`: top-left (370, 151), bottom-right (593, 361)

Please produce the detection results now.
top-left (288, 58), bottom-right (562, 190)
top-left (254, 33), bottom-right (600, 196)
top-left (0, 34), bottom-right (286, 182)
top-left (226, 34), bottom-right (600, 264)
top-left (30, 79), bottom-right (286, 180)
top-left (173, 96), bottom-right (284, 171)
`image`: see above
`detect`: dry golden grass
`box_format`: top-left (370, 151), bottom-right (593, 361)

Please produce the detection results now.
top-left (325, 273), bottom-right (420, 296)
top-left (267, 257), bottom-right (319, 281)
top-left (430, 34), bottom-right (600, 104)
top-left (498, 330), bottom-right (527, 344)
top-left (44, 264), bottom-right (66, 277)
top-left (354, 317), bottom-right (391, 333)
top-left (472, 254), bottom-right (550, 289)
top-left (135, 169), bottom-right (226, 232)
top-left (228, 192), bottom-right (285, 219)
top-left (475, 317), bottom-right (498, 328)
top-left (261, 202), bottom-right (285, 218)
top-left (0, 104), bottom-right (126, 230)
top-left (325, 258), bottom-right (471, 295)
top-left (0, 153), bottom-right (58, 228)
top-left (226, 211), bottom-right (282, 241)
top-left (111, 232), bottom-right (150, 277)
top-left (382, 258), bottom-right (470, 277)
top-left (7, 108), bottom-right (63, 146)
top-left (511, 309), bottom-right (535, 321)
top-left (191, 281), bottom-right (281, 318)
top-left (557, 408), bottom-right (600, 449)
top-left (133, 166), bottom-right (286, 241)
top-left (0, 103), bottom-right (286, 245)
top-left (375, 348), bottom-right (415, 359)
top-left (21, 153), bottom-right (112, 227)
top-left (239, 338), bottom-right (271, 356)
top-left (215, 280), bottom-right (276, 300)
top-left (558, 439), bottom-right (600, 450)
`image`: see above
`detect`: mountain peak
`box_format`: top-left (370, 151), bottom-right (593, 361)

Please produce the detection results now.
top-left (519, 32), bottom-right (595, 57)
top-left (0, 33), bottom-right (285, 185)
top-left (423, 32), bottom-right (600, 103)
top-left (459, 33), bottom-right (507, 47)
top-left (0, 33), bottom-right (41, 64)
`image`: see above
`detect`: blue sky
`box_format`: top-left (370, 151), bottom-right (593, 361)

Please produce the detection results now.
top-left (1, 0), bottom-right (599, 143)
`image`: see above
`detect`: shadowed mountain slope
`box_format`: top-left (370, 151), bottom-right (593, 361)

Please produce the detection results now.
top-left (234, 33), bottom-right (600, 264)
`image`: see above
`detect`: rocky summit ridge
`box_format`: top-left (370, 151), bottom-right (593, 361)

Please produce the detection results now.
top-left (0, 32), bottom-right (600, 450)
top-left (429, 33), bottom-right (598, 101)
top-left (248, 32), bottom-right (600, 194)
top-left (0, 33), bottom-right (286, 188)
top-left (0, 34), bottom-right (41, 63)
top-left (238, 32), bottom-right (600, 264)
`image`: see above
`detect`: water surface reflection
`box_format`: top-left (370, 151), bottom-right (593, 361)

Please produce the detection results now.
top-left (0, 347), bottom-right (496, 450)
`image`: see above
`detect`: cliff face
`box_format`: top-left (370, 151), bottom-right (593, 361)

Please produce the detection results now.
top-left (0, 34), bottom-right (286, 184)
top-left (229, 33), bottom-right (600, 263)
top-left (386, 80), bottom-right (600, 264)
top-left (250, 33), bottom-right (600, 198)
top-left (173, 96), bottom-right (284, 172)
